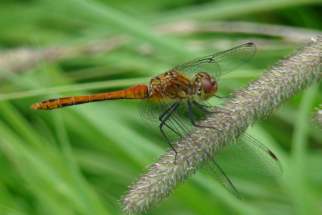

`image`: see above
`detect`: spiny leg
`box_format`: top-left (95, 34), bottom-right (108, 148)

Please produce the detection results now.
top-left (159, 103), bottom-right (180, 162)
top-left (159, 103), bottom-right (177, 121)
top-left (159, 103), bottom-right (181, 136)
top-left (159, 103), bottom-right (179, 135)
top-left (160, 104), bottom-right (186, 140)
top-left (187, 100), bottom-right (221, 130)
top-left (170, 111), bottom-right (191, 137)
top-left (162, 111), bottom-right (191, 141)
top-left (163, 121), bottom-right (182, 138)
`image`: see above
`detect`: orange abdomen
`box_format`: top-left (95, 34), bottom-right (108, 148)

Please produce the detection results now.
top-left (32, 84), bottom-right (149, 110)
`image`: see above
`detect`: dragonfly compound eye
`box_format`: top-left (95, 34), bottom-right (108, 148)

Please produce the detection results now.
top-left (200, 75), bottom-right (217, 96)
top-left (192, 72), bottom-right (217, 100)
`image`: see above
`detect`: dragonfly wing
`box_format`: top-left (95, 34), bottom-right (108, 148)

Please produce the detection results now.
top-left (173, 42), bottom-right (256, 79)
top-left (202, 154), bottom-right (241, 197)
top-left (140, 100), bottom-right (281, 197)
top-left (210, 133), bottom-right (282, 197)
top-left (239, 133), bottom-right (282, 174)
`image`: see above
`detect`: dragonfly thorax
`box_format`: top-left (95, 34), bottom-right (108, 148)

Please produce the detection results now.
top-left (192, 72), bottom-right (217, 100)
top-left (147, 71), bottom-right (217, 101)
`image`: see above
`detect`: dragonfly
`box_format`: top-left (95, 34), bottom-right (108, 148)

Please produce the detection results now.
top-left (32, 42), bottom-right (280, 196)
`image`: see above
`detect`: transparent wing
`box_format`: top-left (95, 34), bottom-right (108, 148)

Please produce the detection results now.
top-left (172, 42), bottom-right (256, 78)
top-left (199, 134), bottom-right (282, 198)
top-left (140, 100), bottom-right (281, 197)
top-left (202, 152), bottom-right (241, 198)
top-left (241, 133), bottom-right (282, 174)
top-left (141, 102), bottom-right (241, 197)
top-left (210, 134), bottom-right (282, 197)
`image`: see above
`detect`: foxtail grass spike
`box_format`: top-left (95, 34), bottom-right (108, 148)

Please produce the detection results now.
top-left (314, 104), bottom-right (322, 128)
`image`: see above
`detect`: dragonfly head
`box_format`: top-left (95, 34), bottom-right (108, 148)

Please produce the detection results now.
top-left (193, 72), bottom-right (217, 100)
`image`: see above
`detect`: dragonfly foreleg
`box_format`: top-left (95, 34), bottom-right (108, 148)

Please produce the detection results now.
top-left (192, 101), bottom-right (214, 114)
top-left (187, 100), bottom-right (221, 131)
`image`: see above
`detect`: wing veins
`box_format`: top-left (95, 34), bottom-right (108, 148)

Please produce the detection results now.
top-left (173, 42), bottom-right (256, 77)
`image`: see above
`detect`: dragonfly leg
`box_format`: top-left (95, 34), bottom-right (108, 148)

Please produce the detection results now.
top-left (163, 122), bottom-right (183, 138)
top-left (159, 125), bottom-right (177, 162)
top-left (159, 103), bottom-right (180, 163)
top-left (192, 101), bottom-right (230, 115)
top-left (159, 103), bottom-right (181, 136)
top-left (192, 101), bottom-right (214, 114)
top-left (187, 100), bottom-right (221, 131)
top-left (159, 103), bottom-right (178, 121)
top-left (215, 95), bottom-right (229, 99)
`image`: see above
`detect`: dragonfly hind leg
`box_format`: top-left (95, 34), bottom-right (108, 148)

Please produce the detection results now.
top-left (159, 103), bottom-right (180, 163)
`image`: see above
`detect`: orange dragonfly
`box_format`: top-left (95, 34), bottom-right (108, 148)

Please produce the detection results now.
top-left (32, 42), bottom-right (256, 154)
top-left (32, 42), bottom-right (280, 196)
top-left (31, 42), bottom-right (256, 111)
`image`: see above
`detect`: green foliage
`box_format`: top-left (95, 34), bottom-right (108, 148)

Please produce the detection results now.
top-left (0, 0), bottom-right (321, 214)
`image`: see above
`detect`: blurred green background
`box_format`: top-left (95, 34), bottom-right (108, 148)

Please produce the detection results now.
top-left (0, 0), bottom-right (321, 214)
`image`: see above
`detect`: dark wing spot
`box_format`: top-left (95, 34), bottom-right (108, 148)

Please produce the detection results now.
top-left (268, 149), bottom-right (278, 161)
top-left (245, 42), bottom-right (255, 47)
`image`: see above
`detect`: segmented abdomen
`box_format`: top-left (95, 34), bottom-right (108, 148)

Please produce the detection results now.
top-left (32, 84), bottom-right (148, 110)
